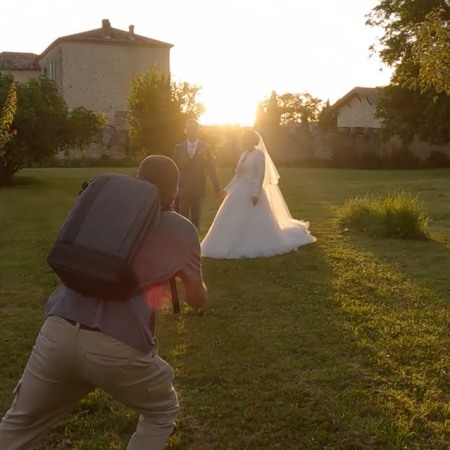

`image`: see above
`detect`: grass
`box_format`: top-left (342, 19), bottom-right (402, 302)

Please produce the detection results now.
top-left (0, 167), bottom-right (449, 449)
top-left (336, 191), bottom-right (429, 239)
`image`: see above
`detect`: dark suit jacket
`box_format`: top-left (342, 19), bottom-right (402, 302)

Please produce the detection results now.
top-left (173, 140), bottom-right (220, 198)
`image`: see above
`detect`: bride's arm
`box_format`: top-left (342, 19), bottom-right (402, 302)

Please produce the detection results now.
top-left (251, 150), bottom-right (266, 198)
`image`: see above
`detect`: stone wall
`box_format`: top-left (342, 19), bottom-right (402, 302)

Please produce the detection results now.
top-left (58, 124), bottom-right (450, 165)
top-left (309, 128), bottom-right (450, 162)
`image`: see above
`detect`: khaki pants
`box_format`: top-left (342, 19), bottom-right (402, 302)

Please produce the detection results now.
top-left (0, 316), bottom-right (179, 450)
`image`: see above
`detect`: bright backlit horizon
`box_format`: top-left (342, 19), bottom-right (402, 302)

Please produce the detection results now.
top-left (1, 0), bottom-right (392, 126)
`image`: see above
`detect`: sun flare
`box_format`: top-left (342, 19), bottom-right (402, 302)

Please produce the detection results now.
top-left (197, 90), bottom-right (260, 126)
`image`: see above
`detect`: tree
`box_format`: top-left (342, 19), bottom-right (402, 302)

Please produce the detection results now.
top-left (318, 99), bottom-right (337, 131)
top-left (376, 84), bottom-right (450, 145)
top-left (258, 91), bottom-right (323, 128)
top-left (0, 80), bottom-right (16, 150)
top-left (254, 101), bottom-right (265, 129)
top-left (266, 90), bottom-right (280, 128)
top-left (367, 1), bottom-right (450, 90)
top-left (277, 92), bottom-right (324, 127)
top-left (0, 74), bottom-right (106, 185)
top-left (127, 68), bottom-right (204, 157)
top-left (412, 7), bottom-right (450, 95)
top-left (367, 1), bottom-right (450, 143)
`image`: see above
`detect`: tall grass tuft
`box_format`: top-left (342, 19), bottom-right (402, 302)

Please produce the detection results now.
top-left (337, 191), bottom-right (429, 239)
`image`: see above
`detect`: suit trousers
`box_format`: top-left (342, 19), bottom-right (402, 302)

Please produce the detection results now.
top-left (0, 316), bottom-right (179, 450)
top-left (176, 193), bottom-right (202, 229)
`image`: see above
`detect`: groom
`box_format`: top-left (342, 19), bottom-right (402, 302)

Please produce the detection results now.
top-left (173, 119), bottom-right (221, 229)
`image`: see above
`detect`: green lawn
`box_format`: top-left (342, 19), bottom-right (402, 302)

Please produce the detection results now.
top-left (0, 168), bottom-right (449, 449)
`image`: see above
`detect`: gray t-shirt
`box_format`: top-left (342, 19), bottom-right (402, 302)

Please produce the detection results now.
top-left (46, 210), bottom-right (202, 352)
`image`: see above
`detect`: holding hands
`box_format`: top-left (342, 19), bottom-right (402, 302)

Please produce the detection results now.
top-left (217, 190), bottom-right (228, 201)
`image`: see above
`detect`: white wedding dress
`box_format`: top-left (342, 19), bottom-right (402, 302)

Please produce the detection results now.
top-left (201, 135), bottom-right (316, 259)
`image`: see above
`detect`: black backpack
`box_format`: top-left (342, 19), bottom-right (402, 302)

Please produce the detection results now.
top-left (47, 174), bottom-right (161, 300)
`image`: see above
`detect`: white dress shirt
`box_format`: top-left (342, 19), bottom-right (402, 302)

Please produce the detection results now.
top-left (187, 140), bottom-right (198, 159)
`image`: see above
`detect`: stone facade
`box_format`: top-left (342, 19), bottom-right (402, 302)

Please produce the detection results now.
top-left (39, 41), bottom-right (170, 122)
top-left (38, 19), bottom-right (172, 124)
top-left (329, 87), bottom-right (381, 131)
top-left (335, 95), bottom-right (381, 130)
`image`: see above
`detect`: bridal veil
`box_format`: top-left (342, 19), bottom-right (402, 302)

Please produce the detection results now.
top-left (254, 131), bottom-right (297, 229)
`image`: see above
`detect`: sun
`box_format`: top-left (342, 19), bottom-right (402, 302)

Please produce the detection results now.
top-left (197, 89), bottom-right (260, 127)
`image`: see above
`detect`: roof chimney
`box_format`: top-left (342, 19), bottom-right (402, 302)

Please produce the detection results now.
top-left (102, 19), bottom-right (112, 39)
top-left (128, 24), bottom-right (135, 40)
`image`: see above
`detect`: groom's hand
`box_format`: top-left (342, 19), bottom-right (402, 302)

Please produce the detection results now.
top-left (251, 196), bottom-right (258, 206)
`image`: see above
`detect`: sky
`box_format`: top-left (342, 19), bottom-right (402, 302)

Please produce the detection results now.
top-left (1, 0), bottom-right (392, 125)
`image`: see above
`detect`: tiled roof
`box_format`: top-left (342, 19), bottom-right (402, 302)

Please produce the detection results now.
top-left (329, 87), bottom-right (379, 112)
top-left (0, 52), bottom-right (40, 70)
top-left (40, 19), bottom-right (173, 59)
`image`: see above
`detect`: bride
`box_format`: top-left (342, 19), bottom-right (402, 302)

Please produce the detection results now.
top-left (201, 129), bottom-right (316, 259)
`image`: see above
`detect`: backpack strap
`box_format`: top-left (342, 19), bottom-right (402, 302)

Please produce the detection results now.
top-left (169, 278), bottom-right (180, 314)
top-left (161, 203), bottom-right (180, 314)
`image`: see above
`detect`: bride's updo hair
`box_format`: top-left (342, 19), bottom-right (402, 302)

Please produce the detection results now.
top-left (241, 129), bottom-right (260, 147)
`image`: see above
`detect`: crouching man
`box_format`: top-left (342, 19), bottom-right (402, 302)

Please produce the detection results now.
top-left (0, 155), bottom-right (206, 450)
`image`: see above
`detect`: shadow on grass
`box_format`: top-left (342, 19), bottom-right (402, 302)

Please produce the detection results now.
top-left (1, 175), bottom-right (47, 189)
top-left (322, 230), bottom-right (450, 449)
top-left (348, 231), bottom-right (450, 303)
top-left (29, 240), bottom-right (449, 448)
top-left (156, 239), bottom-right (429, 449)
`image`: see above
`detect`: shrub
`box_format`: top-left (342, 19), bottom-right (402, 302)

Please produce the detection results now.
top-left (425, 150), bottom-right (450, 168)
top-left (385, 147), bottom-right (419, 169)
top-left (0, 74), bottom-right (105, 185)
top-left (330, 143), bottom-right (358, 168)
top-left (337, 191), bottom-right (429, 239)
top-left (31, 154), bottom-right (138, 168)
